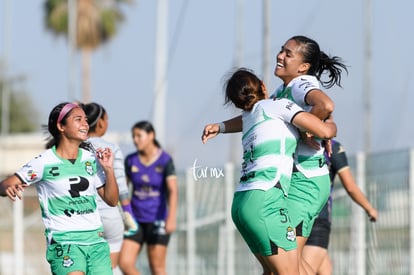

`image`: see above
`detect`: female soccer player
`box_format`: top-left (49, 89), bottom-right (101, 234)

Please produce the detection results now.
top-left (0, 102), bottom-right (118, 275)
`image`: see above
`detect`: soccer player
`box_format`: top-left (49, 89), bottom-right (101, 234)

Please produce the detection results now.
top-left (303, 140), bottom-right (378, 275)
top-left (82, 102), bottom-right (138, 270)
top-left (119, 121), bottom-right (177, 275)
top-left (0, 102), bottom-right (118, 275)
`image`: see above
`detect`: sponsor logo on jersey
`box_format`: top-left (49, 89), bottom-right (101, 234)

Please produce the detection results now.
top-left (64, 208), bottom-right (94, 217)
top-left (49, 167), bottom-right (59, 177)
top-left (134, 187), bottom-right (160, 199)
top-left (68, 198), bottom-right (89, 205)
top-left (299, 79), bottom-right (316, 90)
top-left (26, 170), bottom-right (38, 182)
top-left (68, 176), bottom-right (89, 197)
top-left (285, 101), bottom-right (294, 110)
top-left (141, 174), bottom-right (150, 183)
top-left (64, 209), bottom-right (75, 217)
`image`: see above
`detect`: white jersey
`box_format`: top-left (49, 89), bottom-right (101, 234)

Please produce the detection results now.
top-left (88, 136), bottom-right (128, 210)
top-left (273, 75), bottom-right (329, 178)
top-left (15, 146), bottom-right (106, 246)
top-left (237, 98), bottom-right (303, 194)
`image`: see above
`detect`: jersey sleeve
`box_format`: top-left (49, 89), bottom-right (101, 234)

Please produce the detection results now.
top-left (15, 154), bottom-right (45, 186)
top-left (124, 155), bottom-right (132, 179)
top-left (329, 141), bottom-right (349, 176)
top-left (164, 156), bottom-right (176, 178)
top-left (267, 98), bottom-right (304, 124)
top-left (290, 75), bottom-right (320, 106)
top-left (112, 144), bottom-right (129, 200)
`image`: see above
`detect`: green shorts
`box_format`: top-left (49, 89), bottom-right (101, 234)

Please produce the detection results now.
top-left (231, 187), bottom-right (297, 256)
top-left (46, 241), bottom-right (112, 275)
top-left (287, 172), bottom-right (330, 237)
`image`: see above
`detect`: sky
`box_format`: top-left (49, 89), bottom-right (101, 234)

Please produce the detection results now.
top-left (1, 0), bottom-right (413, 169)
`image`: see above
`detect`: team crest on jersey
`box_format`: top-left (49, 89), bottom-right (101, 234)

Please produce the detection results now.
top-left (131, 165), bottom-right (139, 173)
top-left (62, 255), bottom-right (74, 268)
top-left (286, 226), bottom-right (296, 242)
top-left (155, 165), bottom-right (164, 173)
top-left (85, 161), bottom-right (94, 175)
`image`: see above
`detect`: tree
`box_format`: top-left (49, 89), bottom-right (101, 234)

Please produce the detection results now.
top-left (44, 0), bottom-right (131, 102)
top-left (0, 77), bottom-right (39, 133)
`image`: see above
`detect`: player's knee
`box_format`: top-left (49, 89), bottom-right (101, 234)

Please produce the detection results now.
top-left (118, 258), bottom-right (136, 274)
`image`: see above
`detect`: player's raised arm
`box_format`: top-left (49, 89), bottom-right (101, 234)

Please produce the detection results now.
top-left (201, 115), bottom-right (243, 144)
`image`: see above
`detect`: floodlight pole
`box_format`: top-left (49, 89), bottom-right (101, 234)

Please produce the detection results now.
top-left (152, 0), bottom-right (168, 146)
top-left (262, 0), bottom-right (271, 85)
top-left (364, 0), bottom-right (372, 153)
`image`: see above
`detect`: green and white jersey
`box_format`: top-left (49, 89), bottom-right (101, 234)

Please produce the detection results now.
top-left (273, 75), bottom-right (329, 178)
top-left (15, 146), bottom-right (106, 246)
top-left (237, 98), bottom-right (303, 194)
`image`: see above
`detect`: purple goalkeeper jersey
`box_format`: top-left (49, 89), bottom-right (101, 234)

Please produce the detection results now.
top-left (124, 150), bottom-right (176, 222)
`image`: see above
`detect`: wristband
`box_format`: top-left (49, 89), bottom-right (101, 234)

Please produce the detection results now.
top-left (218, 122), bottom-right (226, 133)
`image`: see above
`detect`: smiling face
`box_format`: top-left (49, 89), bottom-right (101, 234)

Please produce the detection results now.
top-left (274, 39), bottom-right (310, 85)
top-left (58, 107), bottom-right (89, 143)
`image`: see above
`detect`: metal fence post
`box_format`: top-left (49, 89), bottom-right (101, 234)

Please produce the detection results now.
top-left (186, 168), bottom-right (196, 274)
top-left (351, 152), bottom-right (366, 275)
top-left (225, 163), bottom-right (235, 275)
top-left (409, 149), bottom-right (414, 275)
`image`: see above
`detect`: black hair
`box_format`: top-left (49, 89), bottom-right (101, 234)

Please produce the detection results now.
top-left (290, 35), bottom-right (348, 88)
top-left (224, 67), bottom-right (266, 111)
top-left (81, 102), bottom-right (107, 132)
top-left (131, 121), bottom-right (161, 148)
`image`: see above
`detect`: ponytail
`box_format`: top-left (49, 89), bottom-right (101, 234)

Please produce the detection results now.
top-left (290, 35), bottom-right (348, 89)
top-left (317, 51), bottom-right (348, 89)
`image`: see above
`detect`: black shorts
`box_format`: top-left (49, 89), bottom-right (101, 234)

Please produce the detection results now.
top-left (306, 218), bottom-right (331, 249)
top-left (124, 221), bottom-right (171, 246)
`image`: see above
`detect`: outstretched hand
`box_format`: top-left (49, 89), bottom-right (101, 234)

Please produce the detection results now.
top-left (0, 175), bottom-right (28, 201)
top-left (201, 124), bottom-right (220, 144)
top-left (367, 207), bottom-right (378, 222)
